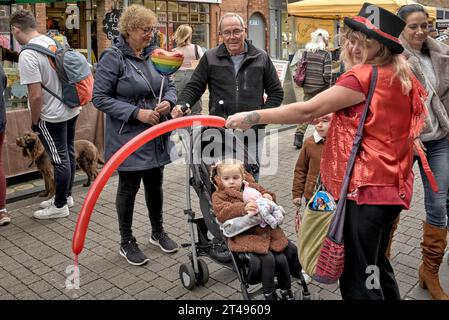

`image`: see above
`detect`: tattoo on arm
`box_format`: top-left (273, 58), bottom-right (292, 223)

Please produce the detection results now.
top-left (243, 112), bottom-right (261, 126)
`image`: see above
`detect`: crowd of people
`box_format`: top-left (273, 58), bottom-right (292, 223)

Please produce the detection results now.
top-left (0, 2), bottom-right (448, 301)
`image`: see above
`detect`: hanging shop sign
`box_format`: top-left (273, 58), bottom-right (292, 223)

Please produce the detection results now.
top-left (103, 9), bottom-right (121, 40)
top-left (65, 5), bottom-right (80, 30)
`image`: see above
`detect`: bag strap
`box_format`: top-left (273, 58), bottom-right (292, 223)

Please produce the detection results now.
top-left (328, 66), bottom-right (378, 242)
top-left (194, 44), bottom-right (200, 60)
top-left (21, 42), bottom-right (66, 103)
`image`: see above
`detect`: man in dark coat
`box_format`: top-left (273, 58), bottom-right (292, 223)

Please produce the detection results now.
top-left (172, 13), bottom-right (284, 181)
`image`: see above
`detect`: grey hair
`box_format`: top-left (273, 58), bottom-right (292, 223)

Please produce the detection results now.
top-left (218, 13), bottom-right (246, 31)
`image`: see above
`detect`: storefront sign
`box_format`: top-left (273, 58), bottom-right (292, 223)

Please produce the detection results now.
top-left (436, 20), bottom-right (449, 32)
top-left (65, 5), bottom-right (80, 30)
top-left (103, 9), bottom-right (121, 40)
top-left (272, 59), bottom-right (289, 86)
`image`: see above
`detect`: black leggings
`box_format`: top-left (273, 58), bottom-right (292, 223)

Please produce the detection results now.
top-left (116, 167), bottom-right (164, 245)
top-left (258, 250), bottom-right (291, 294)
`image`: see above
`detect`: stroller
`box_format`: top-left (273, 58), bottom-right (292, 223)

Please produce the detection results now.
top-left (176, 126), bottom-right (314, 300)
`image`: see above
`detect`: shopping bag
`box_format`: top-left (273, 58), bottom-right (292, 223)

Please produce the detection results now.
top-left (297, 189), bottom-right (336, 282)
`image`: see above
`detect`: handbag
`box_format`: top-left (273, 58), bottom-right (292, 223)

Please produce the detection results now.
top-left (293, 51), bottom-right (307, 87)
top-left (297, 66), bottom-right (378, 284)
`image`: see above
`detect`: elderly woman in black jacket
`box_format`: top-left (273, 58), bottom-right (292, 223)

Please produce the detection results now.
top-left (93, 4), bottom-right (178, 266)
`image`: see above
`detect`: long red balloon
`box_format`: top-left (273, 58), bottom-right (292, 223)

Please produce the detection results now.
top-left (72, 115), bottom-right (226, 255)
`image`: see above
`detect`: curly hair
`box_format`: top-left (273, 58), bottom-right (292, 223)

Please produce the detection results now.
top-left (118, 4), bottom-right (157, 38)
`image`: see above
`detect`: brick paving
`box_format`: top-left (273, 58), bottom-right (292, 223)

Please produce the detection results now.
top-left (1, 126), bottom-right (448, 300)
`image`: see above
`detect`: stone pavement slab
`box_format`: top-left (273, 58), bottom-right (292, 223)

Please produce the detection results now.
top-left (1, 126), bottom-right (448, 300)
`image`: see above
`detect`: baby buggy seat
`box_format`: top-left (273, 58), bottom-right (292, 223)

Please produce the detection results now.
top-left (177, 126), bottom-right (313, 300)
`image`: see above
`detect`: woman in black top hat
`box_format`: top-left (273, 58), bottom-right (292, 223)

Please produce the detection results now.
top-left (226, 3), bottom-right (434, 299)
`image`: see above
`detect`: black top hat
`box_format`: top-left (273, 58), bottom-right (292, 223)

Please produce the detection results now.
top-left (344, 2), bottom-right (406, 54)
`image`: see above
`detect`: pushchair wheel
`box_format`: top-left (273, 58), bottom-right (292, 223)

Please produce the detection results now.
top-left (295, 290), bottom-right (320, 300)
top-left (196, 259), bottom-right (209, 285)
top-left (179, 263), bottom-right (196, 290)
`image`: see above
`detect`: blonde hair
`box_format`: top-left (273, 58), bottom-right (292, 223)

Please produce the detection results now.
top-left (118, 4), bottom-right (157, 38)
top-left (210, 159), bottom-right (245, 185)
top-left (340, 28), bottom-right (412, 94)
top-left (173, 24), bottom-right (192, 47)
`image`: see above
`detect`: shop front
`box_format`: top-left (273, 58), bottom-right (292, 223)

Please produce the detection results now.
top-left (1, 1), bottom-right (104, 179)
top-left (127, 0), bottom-right (211, 51)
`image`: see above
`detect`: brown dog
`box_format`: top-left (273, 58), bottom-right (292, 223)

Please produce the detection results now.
top-left (16, 132), bottom-right (55, 197)
top-left (16, 132), bottom-right (104, 197)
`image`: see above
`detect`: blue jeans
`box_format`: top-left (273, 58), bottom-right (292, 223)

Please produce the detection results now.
top-left (417, 138), bottom-right (449, 228)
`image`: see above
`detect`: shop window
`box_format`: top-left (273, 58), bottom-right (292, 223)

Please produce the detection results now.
top-left (156, 1), bottom-right (166, 12)
top-left (178, 2), bottom-right (188, 13)
top-left (199, 13), bottom-right (208, 23)
top-left (190, 3), bottom-right (198, 13)
top-left (143, 0), bottom-right (155, 10)
top-left (179, 12), bottom-right (188, 22)
top-left (190, 13), bottom-right (199, 23)
top-left (167, 1), bottom-right (177, 12)
top-left (130, 0), bottom-right (143, 5)
top-left (198, 4), bottom-right (209, 13)
top-left (0, 5), bottom-right (27, 109)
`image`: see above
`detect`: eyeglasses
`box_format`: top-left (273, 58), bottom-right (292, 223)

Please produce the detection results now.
top-left (221, 29), bottom-right (244, 38)
top-left (140, 27), bottom-right (155, 35)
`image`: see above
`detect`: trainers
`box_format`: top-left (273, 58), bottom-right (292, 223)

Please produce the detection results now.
top-left (301, 270), bottom-right (312, 285)
top-left (33, 204), bottom-right (69, 219)
top-left (39, 196), bottom-right (74, 209)
top-left (0, 211), bottom-right (11, 226)
top-left (150, 231), bottom-right (179, 253)
top-left (119, 237), bottom-right (149, 266)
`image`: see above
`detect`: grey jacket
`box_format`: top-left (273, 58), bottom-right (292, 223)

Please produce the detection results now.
top-left (177, 40), bottom-right (283, 120)
top-left (92, 35), bottom-right (177, 171)
top-left (401, 36), bottom-right (449, 140)
top-left (0, 65), bottom-right (6, 133)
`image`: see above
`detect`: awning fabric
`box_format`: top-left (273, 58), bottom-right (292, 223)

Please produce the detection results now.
top-left (288, 0), bottom-right (437, 20)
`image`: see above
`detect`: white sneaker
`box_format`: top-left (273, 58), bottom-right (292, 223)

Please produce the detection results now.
top-left (33, 204), bottom-right (69, 219)
top-left (39, 196), bottom-right (74, 209)
top-left (301, 271), bottom-right (312, 285)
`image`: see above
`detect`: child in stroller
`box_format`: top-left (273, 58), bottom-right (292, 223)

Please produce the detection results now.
top-left (210, 158), bottom-right (294, 300)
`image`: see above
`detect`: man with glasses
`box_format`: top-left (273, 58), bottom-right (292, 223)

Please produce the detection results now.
top-left (173, 13), bottom-right (283, 181)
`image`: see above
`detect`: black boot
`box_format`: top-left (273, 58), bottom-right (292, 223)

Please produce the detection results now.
top-left (264, 290), bottom-right (278, 300)
top-left (293, 133), bottom-right (304, 149)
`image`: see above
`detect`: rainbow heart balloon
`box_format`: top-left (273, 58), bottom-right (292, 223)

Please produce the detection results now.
top-left (151, 48), bottom-right (184, 76)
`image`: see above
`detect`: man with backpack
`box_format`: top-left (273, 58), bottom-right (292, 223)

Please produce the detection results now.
top-left (10, 9), bottom-right (82, 219)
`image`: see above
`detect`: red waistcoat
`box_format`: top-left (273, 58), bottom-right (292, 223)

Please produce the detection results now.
top-left (320, 64), bottom-right (427, 201)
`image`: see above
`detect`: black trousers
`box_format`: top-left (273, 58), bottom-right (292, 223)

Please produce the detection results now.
top-left (116, 167), bottom-right (164, 245)
top-left (339, 200), bottom-right (402, 300)
top-left (257, 249), bottom-right (291, 294)
top-left (35, 116), bottom-right (78, 208)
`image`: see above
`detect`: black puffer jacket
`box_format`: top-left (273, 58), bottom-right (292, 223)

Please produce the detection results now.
top-left (177, 40), bottom-right (283, 119)
top-left (92, 35), bottom-right (177, 171)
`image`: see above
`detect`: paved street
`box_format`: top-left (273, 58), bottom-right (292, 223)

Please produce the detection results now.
top-left (1, 126), bottom-right (448, 300)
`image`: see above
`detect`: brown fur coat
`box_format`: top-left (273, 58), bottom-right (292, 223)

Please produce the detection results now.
top-left (211, 172), bottom-right (288, 254)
